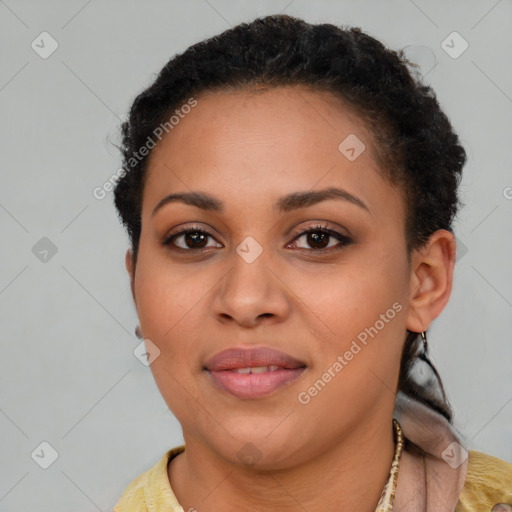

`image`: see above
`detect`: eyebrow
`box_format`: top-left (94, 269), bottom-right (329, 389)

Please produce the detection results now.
top-left (151, 186), bottom-right (372, 217)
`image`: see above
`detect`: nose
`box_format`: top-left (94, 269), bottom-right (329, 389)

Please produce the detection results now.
top-left (211, 249), bottom-right (291, 328)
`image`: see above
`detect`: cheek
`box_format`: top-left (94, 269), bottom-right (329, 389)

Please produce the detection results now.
top-left (137, 265), bottom-right (207, 416)
top-left (295, 273), bottom-right (406, 425)
top-left (134, 249), bottom-right (208, 340)
top-left (289, 250), bottom-right (408, 395)
top-left (133, 264), bottom-right (209, 410)
top-left (291, 259), bottom-right (405, 341)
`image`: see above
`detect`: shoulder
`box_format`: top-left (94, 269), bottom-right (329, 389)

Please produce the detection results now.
top-left (113, 446), bottom-right (185, 512)
top-left (456, 450), bottom-right (512, 511)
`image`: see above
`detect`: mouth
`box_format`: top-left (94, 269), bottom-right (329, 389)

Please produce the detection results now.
top-left (203, 346), bottom-right (307, 399)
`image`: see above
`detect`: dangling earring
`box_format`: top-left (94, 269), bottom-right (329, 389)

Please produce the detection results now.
top-left (420, 330), bottom-right (428, 354)
top-left (135, 325), bottom-right (142, 339)
top-left (408, 330), bottom-right (435, 386)
top-left (408, 330), bottom-right (446, 405)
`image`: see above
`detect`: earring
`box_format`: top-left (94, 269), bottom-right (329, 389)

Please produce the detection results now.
top-left (408, 330), bottom-right (447, 404)
top-left (420, 330), bottom-right (428, 354)
top-left (408, 330), bottom-right (437, 388)
top-left (135, 325), bottom-right (142, 339)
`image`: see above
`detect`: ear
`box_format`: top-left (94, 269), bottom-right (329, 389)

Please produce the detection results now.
top-left (406, 229), bottom-right (456, 333)
top-left (125, 249), bottom-right (136, 307)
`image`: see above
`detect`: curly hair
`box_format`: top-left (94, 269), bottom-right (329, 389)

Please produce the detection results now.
top-left (113, 14), bottom-right (466, 426)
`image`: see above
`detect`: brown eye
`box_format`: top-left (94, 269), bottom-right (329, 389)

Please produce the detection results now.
top-left (161, 224), bottom-right (351, 254)
top-left (290, 225), bottom-right (352, 252)
top-left (162, 227), bottom-right (222, 251)
top-left (302, 231), bottom-right (330, 250)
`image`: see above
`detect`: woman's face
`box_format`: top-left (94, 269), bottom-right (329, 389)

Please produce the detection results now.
top-left (128, 86), bottom-right (419, 468)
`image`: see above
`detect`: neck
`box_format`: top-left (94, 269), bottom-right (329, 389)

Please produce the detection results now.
top-left (168, 413), bottom-right (396, 512)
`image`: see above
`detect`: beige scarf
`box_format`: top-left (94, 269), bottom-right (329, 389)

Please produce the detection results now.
top-left (386, 391), bottom-right (469, 511)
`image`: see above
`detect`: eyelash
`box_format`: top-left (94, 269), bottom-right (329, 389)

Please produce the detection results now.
top-left (161, 223), bottom-right (352, 254)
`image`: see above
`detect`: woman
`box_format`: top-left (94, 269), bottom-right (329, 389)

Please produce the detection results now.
top-left (112, 14), bottom-right (512, 512)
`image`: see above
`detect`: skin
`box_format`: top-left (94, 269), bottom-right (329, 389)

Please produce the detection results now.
top-left (125, 86), bottom-right (456, 511)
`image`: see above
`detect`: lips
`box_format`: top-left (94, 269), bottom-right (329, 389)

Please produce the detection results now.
top-left (203, 346), bottom-right (307, 372)
top-left (203, 346), bottom-right (307, 399)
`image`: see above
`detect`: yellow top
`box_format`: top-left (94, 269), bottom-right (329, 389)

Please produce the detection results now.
top-left (113, 446), bottom-right (512, 511)
top-left (456, 450), bottom-right (512, 512)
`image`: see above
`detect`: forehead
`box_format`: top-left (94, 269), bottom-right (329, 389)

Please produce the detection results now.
top-left (142, 86), bottom-right (402, 221)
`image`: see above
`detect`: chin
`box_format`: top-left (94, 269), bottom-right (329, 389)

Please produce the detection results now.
top-left (209, 424), bottom-right (307, 470)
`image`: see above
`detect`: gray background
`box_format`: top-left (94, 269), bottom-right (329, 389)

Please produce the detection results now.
top-left (1, 0), bottom-right (511, 510)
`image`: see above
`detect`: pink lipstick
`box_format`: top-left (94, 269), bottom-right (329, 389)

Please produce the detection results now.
top-left (204, 346), bottom-right (307, 399)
